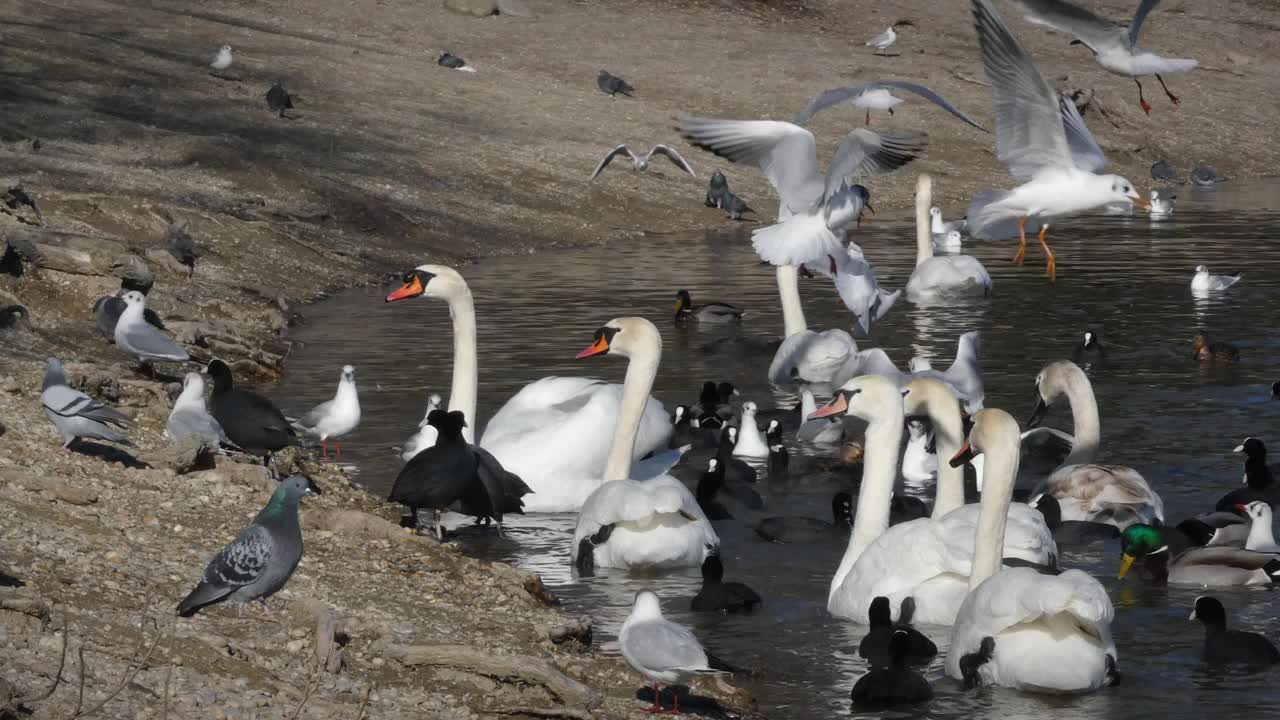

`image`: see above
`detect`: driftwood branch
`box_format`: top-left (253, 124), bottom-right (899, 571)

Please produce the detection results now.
top-left (0, 595), bottom-right (53, 626)
top-left (380, 643), bottom-right (602, 709)
top-left (488, 707), bottom-right (596, 720)
top-left (0, 226), bottom-right (127, 276)
top-left (17, 618), bottom-right (69, 704)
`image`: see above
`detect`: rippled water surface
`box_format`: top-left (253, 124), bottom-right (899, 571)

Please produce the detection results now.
top-left (274, 183), bottom-right (1280, 719)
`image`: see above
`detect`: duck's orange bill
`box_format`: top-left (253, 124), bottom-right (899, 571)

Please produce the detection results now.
top-left (576, 337), bottom-right (610, 359)
top-left (808, 393), bottom-right (847, 420)
top-left (1118, 553), bottom-right (1136, 579)
top-left (385, 275), bottom-right (423, 302)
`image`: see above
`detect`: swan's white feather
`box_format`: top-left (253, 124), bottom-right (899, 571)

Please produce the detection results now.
top-left (481, 376), bottom-right (671, 512)
top-left (945, 567), bottom-right (1116, 693)
top-left (571, 475), bottom-right (719, 570)
top-left (767, 329), bottom-right (857, 386)
top-left (905, 255), bottom-right (992, 300)
top-left (1032, 463), bottom-right (1164, 529)
top-left (751, 215), bottom-right (844, 267)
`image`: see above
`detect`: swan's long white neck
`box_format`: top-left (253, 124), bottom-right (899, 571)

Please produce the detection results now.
top-left (921, 394), bottom-right (966, 519)
top-left (830, 395), bottom-right (903, 601)
top-left (603, 333), bottom-right (662, 481)
top-left (969, 427), bottom-right (1021, 589)
top-left (1060, 369), bottom-right (1100, 465)
top-left (777, 265), bottom-right (807, 337)
top-left (914, 176), bottom-right (934, 268)
top-left (446, 288), bottom-right (479, 444)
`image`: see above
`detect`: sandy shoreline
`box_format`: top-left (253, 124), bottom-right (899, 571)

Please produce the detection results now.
top-left (2, 0), bottom-right (1278, 716)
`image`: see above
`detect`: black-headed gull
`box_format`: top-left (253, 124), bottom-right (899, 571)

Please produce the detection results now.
top-left (619, 590), bottom-right (731, 714)
top-left (590, 144), bottom-right (695, 180)
top-left (114, 291), bottom-right (189, 376)
top-left (966, 0), bottom-right (1147, 282)
top-left (1013, 0), bottom-right (1197, 114)
top-left (291, 365), bottom-right (361, 460)
top-left (1190, 265), bottom-right (1241, 294)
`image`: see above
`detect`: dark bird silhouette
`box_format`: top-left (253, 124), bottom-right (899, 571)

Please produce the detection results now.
top-left (266, 81), bottom-right (294, 118)
top-left (0, 304), bottom-right (30, 331)
top-left (1190, 596), bottom-right (1280, 666)
top-left (3, 183), bottom-right (44, 226)
top-left (165, 221), bottom-right (201, 278)
top-left (859, 596), bottom-right (938, 667)
top-left (691, 548), bottom-right (762, 613)
top-left (206, 359), bottom-right (297, 461)
top-left (390, 410), bottom-right (477, 540)
top-left (851, 629), bottom-right (935, 708)
top-left (705, 170), bottom-right (730, 208)
top-left (596, 70), bottom-right (634, 97)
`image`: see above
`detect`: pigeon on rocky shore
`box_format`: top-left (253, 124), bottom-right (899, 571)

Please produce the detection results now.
top-left (41, 357), bottom-right (132, 450)
top-left (596, 70), bottom-right (634, 97)
top-left (207, 359), bottom-right (297, 460)
top-left (166, 222), bottom-right (201, 278)
top-left (723, 192), bottom-right (754, 221)
top-left (114, 291), bottom-right (189, 375)
top-left (704, 171), bottom-right (730, 208)
top-left (266, 81), bottom-right (293, 118)
top-left (0, 304), bottom-right (30, 331)
top-left (93, 291), bottom-right (165, 341)
top-left (438, 52), bottom-right (477, 72)
top-left (291, 365), bottom-right (361, 460)
top-left (176, 474), bottom-right (318, 617)
top-left (166, 372), bottom-right (231, 449)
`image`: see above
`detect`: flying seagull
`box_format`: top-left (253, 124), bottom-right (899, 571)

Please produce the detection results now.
top-left (965, 0), bottom-right (1145, 282)
top-left (590, 145), bottom-right (696, 180)
top-left (1012, 0), bottom-right (1198, 114)
top-left (794, 80), bottom-right (986, 131)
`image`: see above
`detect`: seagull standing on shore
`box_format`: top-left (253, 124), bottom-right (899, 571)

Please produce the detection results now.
top-left (114, 291), bottom-right (190, 376)
top-left (210, 45), bottom-right (233, 71)
top-left (619, 590), bottom-right (731, 714)
top-left (965, 0), bottom-right (1146, 282)
top-left (1012, 0), bottom-right (1198, 114)
top-left (866, 25), bottom-right (900, 54)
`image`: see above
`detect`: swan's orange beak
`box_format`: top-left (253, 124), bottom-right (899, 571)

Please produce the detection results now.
top-left (950, 442), bottom-right (975, 468)
top-left (386, 274), bottom-right (424, 302)
top-left (576, 336), bottom-right (610, 359)
top-left (809, 393), bottom-right (848, 419)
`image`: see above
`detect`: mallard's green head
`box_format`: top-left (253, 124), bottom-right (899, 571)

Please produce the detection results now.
top-left (1119, 524), bottom-right (1167, 579)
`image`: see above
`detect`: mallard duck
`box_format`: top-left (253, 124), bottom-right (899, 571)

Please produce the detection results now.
top-left (1192, 334), bottom-right (1239, 363)
top-left (674, 289), bottom-right (743, 323)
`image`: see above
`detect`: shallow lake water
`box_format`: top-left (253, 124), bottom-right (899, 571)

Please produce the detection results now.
top-left (273, 182), bottom-right (1280, 719)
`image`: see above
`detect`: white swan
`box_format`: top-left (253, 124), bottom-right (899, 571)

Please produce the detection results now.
top-left (766, 265), bottom-right (859, 386)
top-left (570, 318), bottom-right (718, 572)
top-left (731, 401), bottom-right (770, 459)
top-left (902, 378), bottom-right (969, 518)
top-left (385, 265), bottom-right (672, 512)
top-left (905, 175), bottom-right (992, 301)
top-left (813, 376), bottom-right (1056, 624)
top-left (902, 419), bottom-right (938, 485)
top-left (1028, 360), bottom-right (1164, 529)
top-left (945, 408), bottom-right (1119, 694)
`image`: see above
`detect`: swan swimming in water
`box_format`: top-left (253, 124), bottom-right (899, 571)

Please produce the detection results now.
top-left (570, 317), bottom-right (718, 573)
top-left (385, 265), bottom-right (674, 512)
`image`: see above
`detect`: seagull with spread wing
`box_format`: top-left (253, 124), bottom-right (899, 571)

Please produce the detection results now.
top-left (965, 0), bottom-right (1147, 282)
top-left (1012, 0), bottom-right (1197, 114)
top-left (794, 80), bottom-right (987, 130)
top-left (589, 144), bottom-right (696, 181)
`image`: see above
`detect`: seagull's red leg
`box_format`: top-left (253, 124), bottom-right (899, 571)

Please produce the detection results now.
top-left (1135, 78), bottom-right (1152, 114)
top-left (321, 440), bottom-right (327, 460)
top-left (1038, 223), bottom-right (1057, 282)
top-left (1155, 74), bottom-right (1180, 105)
top-left (1012, 217), bottom-right (1027, 265)
top-left (646, 683), bottom-right (663, 713)
top-left (336, 441), bottom-right (342, 459)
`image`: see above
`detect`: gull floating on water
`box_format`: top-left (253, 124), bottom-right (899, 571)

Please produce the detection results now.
top-left (590, 145), bottom-right (695, 180)
top-left (1148, 190), bottom-right (1175, 217)
top-left (619, 590), bottom-right (730, 714)
top-left (930, 206), bottom-right (967, 237)
top-left (1190, 165), bottom-right (1227, 187)
top-left (1190, 265), bottom-right (1241, 294)
top-left (966, 0), bottom-right (1146, 282)
top-left (1013, 0), bottom-right (1197, 114)
top-left (401, 393), bottom-right (444, 463)
top-left (1150, 159), bottom-right (1182, 184)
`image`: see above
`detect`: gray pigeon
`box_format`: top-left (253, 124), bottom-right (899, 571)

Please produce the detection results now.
top-left (114, 291), bottom-right (189, 373)
top-left (167, 372), bottom-right (231, 449)
top-left (176, 474), bottom-right (318, 617)
top-left (723, 192), bottom-right (754, 221)
top-left (1150, 159), bottom-right (1182, 184)
top-left (0, 304), bottom-right (30, 331)
top-left (94, 292), bottom-right (165, 341)
top-left (41, 357), bottom-right (132, 450)
top-left (1190, 165), bottom-right (1227, 187)
top-left (165, 222), bottom-right (201, 278)
top-left (596, 70), bottom-right (634, 97)
top-left (705, 171), bottom-right (730, 208)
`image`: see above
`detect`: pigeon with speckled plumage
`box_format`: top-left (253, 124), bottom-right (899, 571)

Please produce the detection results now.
top-left (177, 474), bottom-right (318, 617)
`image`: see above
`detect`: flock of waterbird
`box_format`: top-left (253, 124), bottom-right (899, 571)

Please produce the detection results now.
top-left (19, 0), bottom-right (1278, 714)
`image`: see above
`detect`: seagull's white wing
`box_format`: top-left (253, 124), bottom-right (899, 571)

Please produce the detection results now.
top-left (1128, 0), bottom-right (1164, 46)
top-left (973, 0), bottom-right (1074, 178)
top-left (1057, 94), bottom-right (1108, 172)
top-left (823, 129), bottom-right (927, 201)
top-left (677, 117), bottom-right (824, 217)
top-left (794, 81), bottom-right (987, 130)
top-left (647, 145), bottom-right (696, 177)
top-left (589, 145), bottom-right (635, 181)
top-left (1013, 0), bottom-right (1125, 53)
